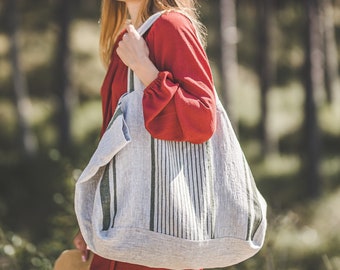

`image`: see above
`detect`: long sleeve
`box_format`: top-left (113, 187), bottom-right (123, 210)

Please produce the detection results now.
top-left (142, 12), bottom-right (216, 144)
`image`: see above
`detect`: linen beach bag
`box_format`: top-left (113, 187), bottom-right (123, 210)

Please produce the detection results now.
top-left (75, 11), bottom-right (267, 270)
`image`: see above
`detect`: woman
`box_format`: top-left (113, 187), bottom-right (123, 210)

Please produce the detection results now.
top-left (74, 0), bottom-right (216, 269)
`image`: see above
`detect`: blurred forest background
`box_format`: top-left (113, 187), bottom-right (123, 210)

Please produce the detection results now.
top-left (0, 0), bottom-right (340, 269)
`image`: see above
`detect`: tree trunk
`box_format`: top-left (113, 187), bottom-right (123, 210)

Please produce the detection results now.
top-left (7, 0), bottom-right (38, 157)
top-left (219, 0), bottom-right (238, 131)
top-left (54, 0), bottom-right (73, 153)
top-left (256, 0), bottom-right (276, 156)
top-left (320, 0), bottom-right (339, 103)
top-left (303, 0), bottom-right (323, 198)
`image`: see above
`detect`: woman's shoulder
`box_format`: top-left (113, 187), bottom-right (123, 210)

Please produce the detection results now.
top-left (153, 10), bottom-right (193, 32)
top-left (145, 10), bottom-right (201, 51)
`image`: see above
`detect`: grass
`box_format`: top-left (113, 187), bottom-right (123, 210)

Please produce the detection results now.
top-left (267, 187), bottom-right (340, 270)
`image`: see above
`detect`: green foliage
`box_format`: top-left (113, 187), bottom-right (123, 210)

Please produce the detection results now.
top-left (0, 227), bottom-right (53, 270)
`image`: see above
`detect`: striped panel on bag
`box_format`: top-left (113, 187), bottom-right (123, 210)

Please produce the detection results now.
top-left (150, 139), bottom-right (215, 241)
top-left (106, 107), bottom-right (123, 131)
top-left (100, 157), bottom-right (117, 231)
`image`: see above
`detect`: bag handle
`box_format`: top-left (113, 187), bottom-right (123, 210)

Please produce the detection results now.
top-left (137, 11), bottom-right (164, 36)
top-left (127, 11), bottom-right (164, 93)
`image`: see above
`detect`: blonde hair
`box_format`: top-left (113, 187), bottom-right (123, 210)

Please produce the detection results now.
top-left (99, 0), bottom-right (207, 67)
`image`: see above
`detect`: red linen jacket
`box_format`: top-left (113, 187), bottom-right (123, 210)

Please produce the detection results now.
top-left (100, 12), bottom-right (216, 144)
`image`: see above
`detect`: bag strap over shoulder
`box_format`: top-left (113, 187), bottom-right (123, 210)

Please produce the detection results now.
top-left (137, 11), bottom-right (164, 36)
top-left (127, 11), bottom-right (164, 93)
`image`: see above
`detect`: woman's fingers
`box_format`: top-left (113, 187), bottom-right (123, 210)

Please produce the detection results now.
top-left (116, 24), bottom-right (150, 70)
top-left (73, 231), bottom-right (89, 262)
top-left (126, 24), bottom-right (138, 36)
top-left (82, 249), bottom-right (89, 262)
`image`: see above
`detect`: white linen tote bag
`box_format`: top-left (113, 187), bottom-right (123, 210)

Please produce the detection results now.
top-left (75, 11), bottom-right (267, 270)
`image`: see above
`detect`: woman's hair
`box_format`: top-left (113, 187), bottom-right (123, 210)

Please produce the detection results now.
top-left (99, 0), bottom-right (207, 67)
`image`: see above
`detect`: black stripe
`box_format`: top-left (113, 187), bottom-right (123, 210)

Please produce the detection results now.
top-left (158, 139), bottom-right (163, 233)
top-left (106, 107), bottom-right (123, 130)
top-left (161, 142), bottom-right (165, 233)
top-left (187, 143), bottom-right (194, 240)
top-left (180, 142), bottom-right (188, 239)
top-left (129, 70), bottom-right (134, 93)
top-left (111, 157), bottom-right (117, 228)
top-left (198, 143), bottom-right (205, 238)
top-left (163, 140), bottom-right (168, 234)
top-left (201, 143), bottom-right (209, 239)
top-left (100, 164), bottom-right (111, 231)
top-left (168, 142), bottom-right (174, 237)
top-left (149, 138), bottom-right (156, 231)
top-left (206, 141), bottom-right (216, 239)
top-left (155, 139), bottom-right (160, 232)
top-left (190, 145), bottom-right (202, 239)
top-left (188, 143), bottom-right (196, 240)
top-left (179, 142), bottom-right (186, 239)
top-left (165, 142), bottom-right (170, 235)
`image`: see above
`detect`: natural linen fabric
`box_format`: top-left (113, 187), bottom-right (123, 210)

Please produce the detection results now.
top-left (75, 11), bottom-right (267, 270)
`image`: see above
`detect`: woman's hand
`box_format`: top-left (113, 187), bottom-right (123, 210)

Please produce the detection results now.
top-left (116, 24), bottom-right (149, 70)
top-left (116, 24), bottom-right (159, 86)
top-left (73, 230), bottom-right (89, 262)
